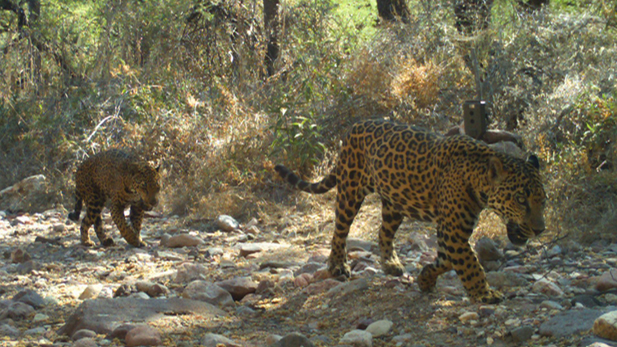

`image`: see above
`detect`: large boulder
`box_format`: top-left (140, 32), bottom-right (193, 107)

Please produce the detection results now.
top-left (58, 297), bottom-right (227, 338)
top-left (0, 175), bottom-right (53, 213)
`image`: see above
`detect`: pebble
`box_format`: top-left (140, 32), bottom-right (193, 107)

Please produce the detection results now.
top-left (597, 269), bottom-right (617, 292)
top-left (125, 325), bottom-right (162, 347)
top-left (365, 319), bottom-right (393, 337)
top-left (201, 333), bottom-right (241, 347)
top-left (6, 302), bottom-right (34, 320)
top-left (593, 311), bottom-right (617, 341)
top-left (510, 325), bottom-right (535, 342)
top-left (339, 329), bottom-right (373, 347)
top-left (164, 234), bottom-right (205, 248)
top-left (79, 285), bottom-right (103, 300)
top-left (459, 311), bottom-right (479, 323)
top-left (532, 278), bottom-right (564, 297)
top-left (182, 280), bottom-right (235, 308)
top-left (216, 215), bottom-right (239, 232)
top-left (215, 276), bottom-right (258, 301)
top-left (72, 329), bottom-right (97, 341)
top-left (272, 332), bottom-right (315, 347)
top-left (73, 338), bottom-right (98, 347)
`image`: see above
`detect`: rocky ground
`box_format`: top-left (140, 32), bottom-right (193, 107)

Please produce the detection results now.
top-left (2, 196), bottom-right (617, 347)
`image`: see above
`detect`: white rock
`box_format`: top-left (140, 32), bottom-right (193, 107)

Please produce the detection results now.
top-left (79, 285), bottom-right (102, 300)
top-left (593, 311), bottom-right (617, 341)
top-left (339, 329), bottom-right (372, 347)
top-left (459, 311), bottom-right (479, 323)
top-left (366, 319), bottom-right (393, 337)
top-left (532, 279), bottom-right (564, 297)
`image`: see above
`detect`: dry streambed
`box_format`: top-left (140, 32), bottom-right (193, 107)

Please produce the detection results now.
top-left (1, 209), bottom-right (617, 346)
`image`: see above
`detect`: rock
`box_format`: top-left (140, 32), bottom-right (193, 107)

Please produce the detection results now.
top-left (511, 325), bottom-right (534, 342)
top-left (594, 311), bottom-right (617, 341)
top-left (539, 308), bottom-right (602, 337)
top-left (532, 279), bottom-right (564, 297)
top-left (305, 279), bottom-right (342, 295)
top-left (125, 325), bottom-right (162, 347)
top-left (260, 260), bottom-right (299, 270)
top-left (33, 313), bottom-right (48, 322)
top-left (0, 174), bottom-right (52, 213)
top-left (10, 248), bottom-right (31, 263)
top-left (79, 285), bottom-right (103, 300)
top-left (597, 269), bottom-right (617, 292)
top-left (114, 283), bottom-right (137, 298)
top-left (215, 277), bottom-right (258, 301)
top-left (182, 280), bottom-right (235, 308)
top-left (294, 273), bottom-right (312, 288)
top-left (540, 300), bottom-right (564, 310)
top-left (580, 337), bottom-right (617, 347)
top-left (216, 215), bottom-right (239, 232)
top-left (13, 289), bottom-right (46, 308)
top-left (52, 223), bottom-right (65, 232)
top-left (272, 332), bottom-right (315, 347)
top-left (238, 242), bottom-right (287, 257)
top-left (174, 263), bottom-right (208, 283)
top-left (572, 294), bottom-right (602, 308)
top-left (339, 329), bottom-right (372, 347)
top-left (202, 333), bottom-right (241, 347)
top-left (0, 323), bottom-right (20, 338)
top-left (459, 312), bottom-right (479, 323)
top-left (136, 281), bottom-right (169, 298)
top-left (164, 234), bottom-right (205, 248)
top-left (295, 262), bottom-right (325, 276)
top-left (58, 297), bottom-right (227, 337)
top-left (5, 302), bottom-right (34, 320)
top-left (327, 278), bottom-right (368, 297)
top-left (72, 329), bottom-right (97, 341)
top-left (204, 246), bottom-right (224, 257)
top-left (111, 324), bottom-right (137, 340)
top-left (547, 245), bottom-right (562, 258)
top-left (73, 338), bottom-right (98, 347)
top-left (365, 319), bottom-right (393, 337)
top-left (486, 271), bottom-right (528, 288)
top-left (392, 333), bottom-right (413, 344)
top-left (347, 238), bottom-right (377, 252)
top-left (475, 237), bottom-right (503, 262)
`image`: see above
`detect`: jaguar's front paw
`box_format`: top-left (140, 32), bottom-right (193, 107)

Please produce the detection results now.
top-left (417, 265), bottom-right (438, 292)
top-left (382, 259), bottom-right (405, 276)
top-left (472, 289), bottom-right (504, 304)
top-left (328, 262), bottom-right (351, 278)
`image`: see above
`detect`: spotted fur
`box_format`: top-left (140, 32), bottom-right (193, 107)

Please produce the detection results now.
top-left (275, 119), bottom-right (546, 303)
top-left (68, 149), bottom-right (160, 248)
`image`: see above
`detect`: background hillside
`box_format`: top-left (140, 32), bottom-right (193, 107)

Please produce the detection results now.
top-left (1, 0), bottom-right (616, 245)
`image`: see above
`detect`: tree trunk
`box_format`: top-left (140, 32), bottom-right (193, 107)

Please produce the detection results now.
top-left (454, 0), bottom-right (494, 34)
top-left (376, 0), bottom-right (410, 24)
top-left (263, 0), bottom-right (280, 77)
top-left (519, 0), bottom-right (549, 11)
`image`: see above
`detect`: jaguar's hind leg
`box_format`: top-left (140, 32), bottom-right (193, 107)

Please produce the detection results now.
top-left (328, 186), bottom-right (365, 277)
top-left (379, 199), bottom-right (405, 276)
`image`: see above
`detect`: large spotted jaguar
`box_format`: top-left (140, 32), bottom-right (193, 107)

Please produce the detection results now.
top-left (68, 149), bottom-right (160, 248)
top-left (275, 119), bottom-right (546, 303)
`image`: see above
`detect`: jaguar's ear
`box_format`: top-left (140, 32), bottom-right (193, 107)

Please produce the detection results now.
top-left (489, 156), bottom-right (505, 185)
top-left (526, 154), bottom-right (540, 169)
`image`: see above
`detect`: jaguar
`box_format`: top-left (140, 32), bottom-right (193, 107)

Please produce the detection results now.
top-left (68, 149), bottom-right (160, 248)
top-left (274, 119), bottom-right (546, 303)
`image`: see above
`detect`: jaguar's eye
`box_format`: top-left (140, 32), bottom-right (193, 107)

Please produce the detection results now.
top-left (516, 194), bottom-right (526, 205)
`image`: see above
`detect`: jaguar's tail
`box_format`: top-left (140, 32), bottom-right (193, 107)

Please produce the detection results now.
top-left (274, 165), bottom-right (336, 194)
top-left (68, 195), bottom-right (83, 222)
